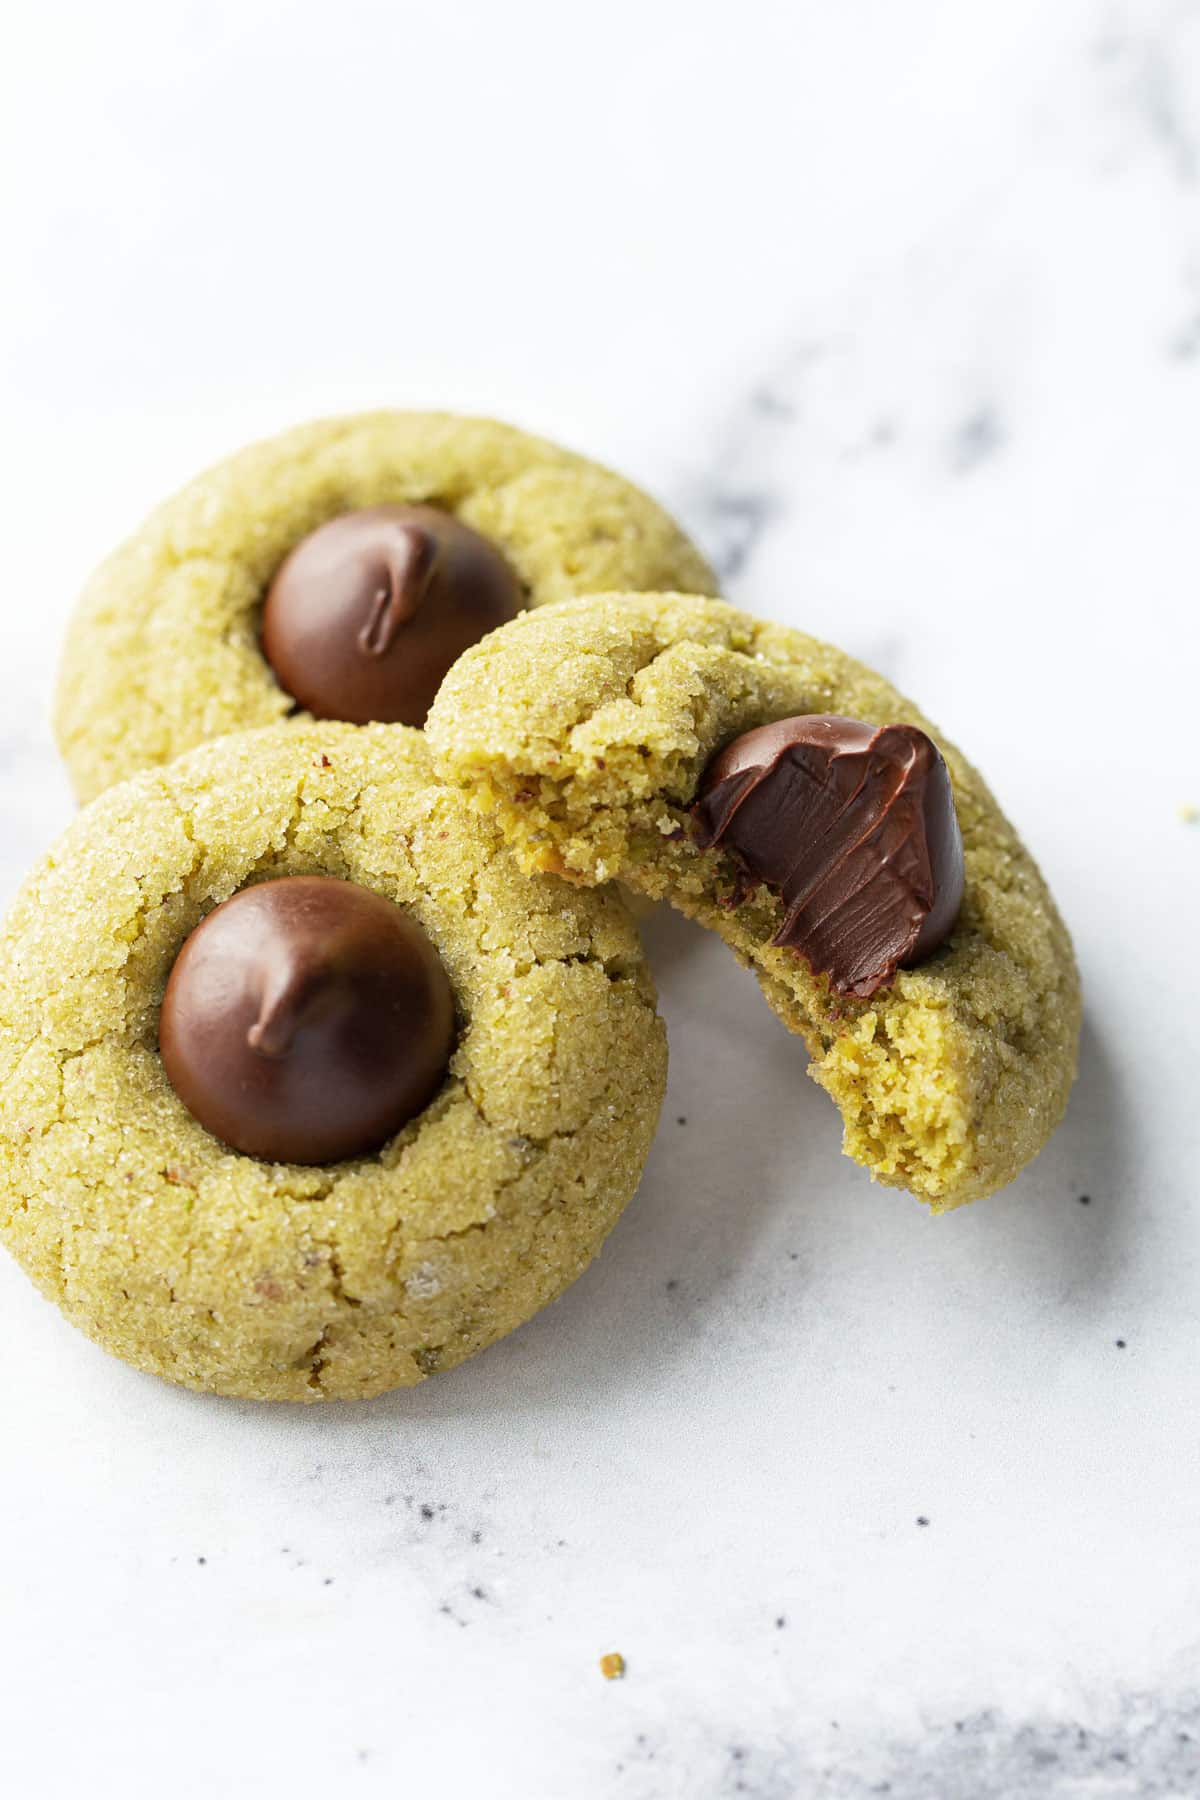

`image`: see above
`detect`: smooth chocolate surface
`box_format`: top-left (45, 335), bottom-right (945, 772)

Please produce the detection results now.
top-left (261, 504), bottom-right (523, 726)
top-left (159, 876), bottom-right (456, 1163)
top-left (693, 715), bottom-right (964, 998)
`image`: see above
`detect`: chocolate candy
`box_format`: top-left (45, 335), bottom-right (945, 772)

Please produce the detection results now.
top-left (261, 505), bottom-right (523, 726)
top-left (693, 715), bottom-right (964, 999)
top-left (159, 876), bottom-right (456, 1164)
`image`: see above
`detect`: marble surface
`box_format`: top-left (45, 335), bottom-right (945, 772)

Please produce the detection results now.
top-left (2, 2), bottom-right (1200, 1795)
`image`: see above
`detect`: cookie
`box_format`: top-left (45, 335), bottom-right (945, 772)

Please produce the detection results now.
top-left (0, 723), bottom-right (667, 1400)
top-left (427, 594), bottom-right (1081, 1211)
top-left (55, 412), bottom-right (715, 801)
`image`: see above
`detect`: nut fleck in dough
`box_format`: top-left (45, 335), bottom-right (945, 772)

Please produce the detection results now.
top-left (427, 594), bottom-right (1081, 1211)
top-left (55, 412), bottom-right (716, 801)
top-left (0, 724), bottom-right (667, 1400)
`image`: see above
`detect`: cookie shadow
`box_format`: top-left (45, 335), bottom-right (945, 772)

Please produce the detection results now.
top-left (930, 1010), bottom-right (1137, 1303)
top-left (370, 926), bottom-right (1134, 1424)
top-left (347, 906), bottom-right (833, 1423)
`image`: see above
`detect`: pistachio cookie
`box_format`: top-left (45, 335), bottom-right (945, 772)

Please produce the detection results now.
top-left (427, 594), bottom-right (1081, 1211)
top-left (0, 723), bottom-right (667, 1400)
top-left (55, 412), bottom-right (715, 801)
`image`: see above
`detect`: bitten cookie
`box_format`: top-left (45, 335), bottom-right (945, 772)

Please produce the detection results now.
top-left (55, 412), bottom-right (715, 801)
top-left (0, 723), bottom-right (667, 1400)
top-left (427, 594), bottom-right (1081, 1211)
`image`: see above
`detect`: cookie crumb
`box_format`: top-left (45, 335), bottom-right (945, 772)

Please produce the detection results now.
top-left (1179, 802), bottom-right (1198, 824)
top-left (599, 1652), bottom-right (626, 1680)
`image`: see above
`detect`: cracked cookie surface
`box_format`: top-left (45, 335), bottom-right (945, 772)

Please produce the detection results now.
top-left (0, 723), bottom-right (666, 1399)
top-left (55, 411), bottom-right (716, 801)
top-left (427, 594), bottom-right (1081, 1211)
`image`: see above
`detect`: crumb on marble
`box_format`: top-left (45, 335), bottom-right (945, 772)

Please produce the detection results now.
top-left (1180, 802), bottom-right (1199, 824)
top-left (600, 1652), bottom-right (626, 1681)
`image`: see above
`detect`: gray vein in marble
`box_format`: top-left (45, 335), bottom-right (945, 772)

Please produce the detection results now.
top-left (1094, 9), bottom-right (1199, 186)
top-left (1135, 34), bottom-right (1197, 185)
top-left (1167, 271), bottom-right (1200, 357)
top-left (948, 406), bottom-right (1006, 474)
top-left (615, 1690), bottom-right (1200, 1799)
top-left (679, 348), bottom-right (821, 587)
top-left (840, 418), bottom-right (899, 463)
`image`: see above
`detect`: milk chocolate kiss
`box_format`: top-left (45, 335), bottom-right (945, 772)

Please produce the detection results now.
top-left (261, 504), bottom-right (523, 727)
top-left (159, 877), bottom-right (456, 1164)
top-left (693, 715), bottom-right (964, 999)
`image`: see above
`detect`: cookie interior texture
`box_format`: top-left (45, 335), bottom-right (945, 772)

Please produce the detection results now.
top-left (55, 411), bottom-right (716, 801)
top-left (427, 594), bottom-right (1082, 1211)
top-left (0, 724), bottom-right (666, 1400)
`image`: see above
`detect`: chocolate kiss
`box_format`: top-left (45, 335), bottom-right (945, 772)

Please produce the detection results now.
top-left (260, 504), bottom-right (523, 728)
top-left (693, 715), bottom-right (965, 999)
top-left (159, 876), bottom-right (456, 1164)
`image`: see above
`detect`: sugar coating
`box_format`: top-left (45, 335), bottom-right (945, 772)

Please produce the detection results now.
top-left (427, 595), bottom-right (1081, 1211)
top-left (0, 724), bottom-right (667, 1400)
top-left (55, 412), bottom-right (716, 801)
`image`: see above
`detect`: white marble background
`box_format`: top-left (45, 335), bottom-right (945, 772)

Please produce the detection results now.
top-left (2, 2), bottom-right (1200, 1795)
